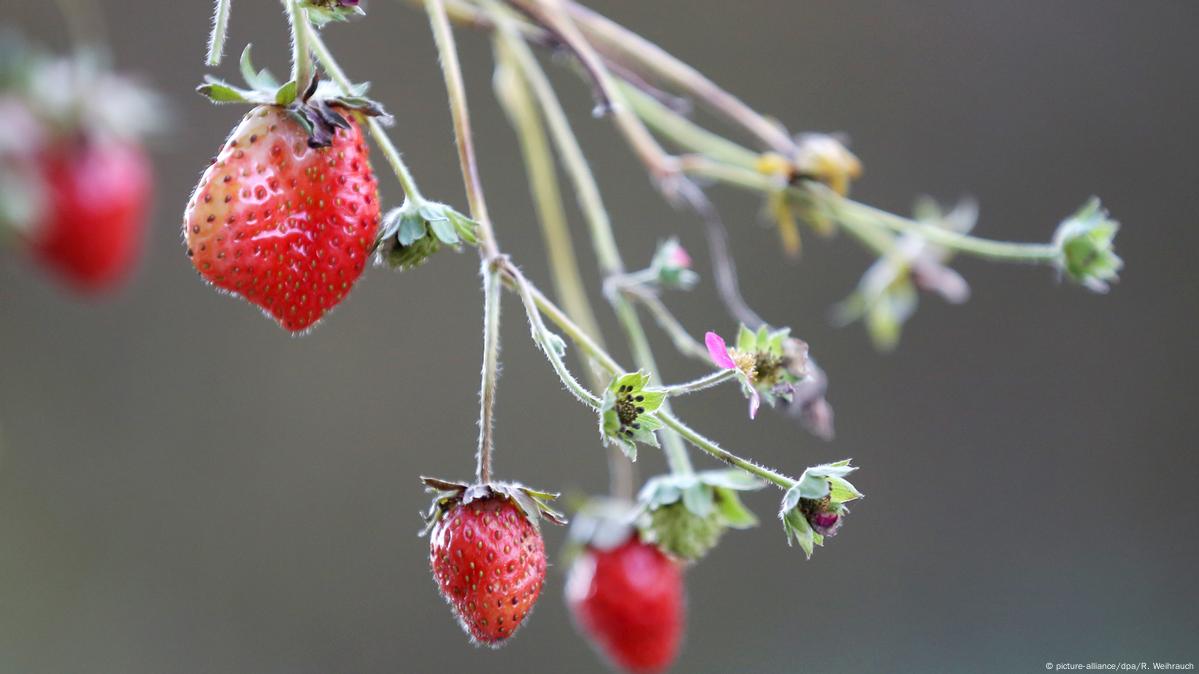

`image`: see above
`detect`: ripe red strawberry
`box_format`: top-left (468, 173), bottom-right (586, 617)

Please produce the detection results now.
top-left (422, 479), bottom-right (565, 646)
top-left (183, 104), bottom-right (379, 332)
top-left (567, 536), bottom-right (685, 674)
top-left (30, 138), bottom-right (151, 291)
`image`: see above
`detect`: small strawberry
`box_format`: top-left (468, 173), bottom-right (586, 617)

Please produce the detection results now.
top-left (185, 49), bottom-right (388, 332)
top-left (30, 138), bottom-right (151, 291)
top-left (566, 508), bottom-right (685, 674)
top-left (421, 478), bottom-right (565, 646)
top-left (1, 37), bottom-right (159, 293)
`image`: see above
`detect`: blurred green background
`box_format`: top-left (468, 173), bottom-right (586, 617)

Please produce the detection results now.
top-left (2, 1), bottom-right (1197, 672)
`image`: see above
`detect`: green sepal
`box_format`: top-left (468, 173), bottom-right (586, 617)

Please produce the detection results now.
top-left (781, 505), bottom-right (817, 558)
top-left (376, 201), bottom-right (477, 271)
top-left (779, 459), bottom-right (860, 558)
top-left (301, 0), bottom-right (367, 28)
top-left (1053, 197), bottom-right (1122, 293)
top-left (418, 476), bottom-right (566, 537)
top-left (239, 44), bottom-right (279, 91)
top-left (636, 470), bottom-right (766, 561)
top-left (599, 371), bottom-right (668, 459)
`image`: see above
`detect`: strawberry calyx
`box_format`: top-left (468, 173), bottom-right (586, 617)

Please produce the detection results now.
top-left (419, 476), bottom-right (567, 536)
top-left (197, 44), bottom-right (389, 149)
top-left (566, 497), bottom-right (639, 553)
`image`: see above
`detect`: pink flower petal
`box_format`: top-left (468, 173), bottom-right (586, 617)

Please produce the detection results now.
top-left (705, 332), bottom-right (736, 369)
top-left (748, 389), bottom-right (761, 420)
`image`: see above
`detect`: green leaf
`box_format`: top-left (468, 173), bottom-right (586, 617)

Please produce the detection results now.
top-left (197, 80), bottom-right (250, 103)
top-left (274, 79), bottom-right (298, 106)
top-left (782, 507), bottom-right (816, 558)
top-left (736, 323), bottom-right (757, 352)
top-left (714, 487), bottom-right (759, 529)
top-left (397, 214), bottom-right (427, 246)
top-left (829, 476), bottom-right (864, 503)
top-left (428, 216), bottom-right (460, 245)
top-left (446, 209), bottom-right (479, 246)
top-left (681, 484), bottom-right (713, 518)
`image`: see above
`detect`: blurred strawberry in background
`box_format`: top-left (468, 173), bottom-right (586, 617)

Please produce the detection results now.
top-left (0, 29), bottom-right (160, 294)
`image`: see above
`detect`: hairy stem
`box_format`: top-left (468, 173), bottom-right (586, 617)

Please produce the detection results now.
top-left (286, 0), bottom-right (313, 92)
top-left (493, 40), bottom-right (633, 498)
top-left (493, 14), bottom-right (693, 475)
top-left (476, 264), bottom-right (502, 483)
top-left (508, 0), bottom-right (679, 182)
top-left (427, 0), bottom-right (499, 256)
top-left (663, 369), bottom-right (737, 397)
top-left (563, 0), bottom-right (797, 155)
top-left (207, 0), bottom-right (233, 66)
top-left (428, 0), bottom-right (504, 482)
top-left (622, 287), bottom-right (711, 362)
top-left (509, 265), bottom-right (602, 408)
top-left (501, 262), bottom-right (796, 493)
top-left (307, 28), bottom-right (426, 202)
top-left (659, 412), bottom-right (795, 490)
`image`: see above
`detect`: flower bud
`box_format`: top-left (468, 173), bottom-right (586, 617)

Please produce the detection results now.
top-left (1053, 198), bottom-right (1122, 293)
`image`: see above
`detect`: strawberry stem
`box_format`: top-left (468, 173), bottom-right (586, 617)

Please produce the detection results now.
top-left (426, 0), bottom-right (504, 483)
top-left (305, 28), bottom-right (426, 204)
top-left (206, 0), bottom-right (233, 66)
top-left (286, 0), bottom-right (314, 101)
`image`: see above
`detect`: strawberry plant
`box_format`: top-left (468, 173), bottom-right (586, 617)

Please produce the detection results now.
top-left (183, 0), bottom-right (1123, 670)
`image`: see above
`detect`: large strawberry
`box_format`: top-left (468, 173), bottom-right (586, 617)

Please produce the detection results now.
top-left (565, 502), bottom-right (685, 674)
top-left (421, 478), bottom-right (565, 646)
top-left (186, 51), bottom-right (387, 332)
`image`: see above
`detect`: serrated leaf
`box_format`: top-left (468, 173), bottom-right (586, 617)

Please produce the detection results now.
top-left (429, 216), bottom-right (460, 245)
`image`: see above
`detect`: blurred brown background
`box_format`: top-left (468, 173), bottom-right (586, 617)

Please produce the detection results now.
top-left (2, 1), bottom-right (1197, 672)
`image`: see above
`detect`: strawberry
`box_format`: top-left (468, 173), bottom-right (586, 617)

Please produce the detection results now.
top-left (567, 535), bottom-right (685, 674)
top-left (1, 38), bottom-right (159, 293)
top-left (183, 104), bottom-right (379, 332)
top-left (421, 478), bottom-right (565, 646)
top-left (30, 138), bottom-right (151, 291)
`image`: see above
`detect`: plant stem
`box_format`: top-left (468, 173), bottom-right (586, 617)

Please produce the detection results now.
top-left (501, 263), bottom-right (797, 493)
top-left (286, 0), bottom-right (313, 92)
top-left (830, 195), bottom-right (1060, 264)
top-left (509, 265), bottom-right (602, 408)
top-left (563, 0), bottom-right (797, 155)
top-left (493, 15), bottom-right (693, 475)
top-left (493, 42), bottom-right (605, 358)
top-left (663, 369), bottom-right (736, 397)
top-left (427, 0), bottom-right (498, 256)
top-left (491, 36), bottom-right (634, 498)
top-left (658, 412), bottom-right (795, 490)
top-left (622, 287), bottom-right (711, 362)
top-left (427, 0), bottom-right (505, 483)
top-left (207, 0), bottom-right (233, 66)
top-left (476, 264), bottom-right (502, 483)
top-left (508, 0), bottom-right (680, 182)
top-left (307, 26), bottom-right (427, 202)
